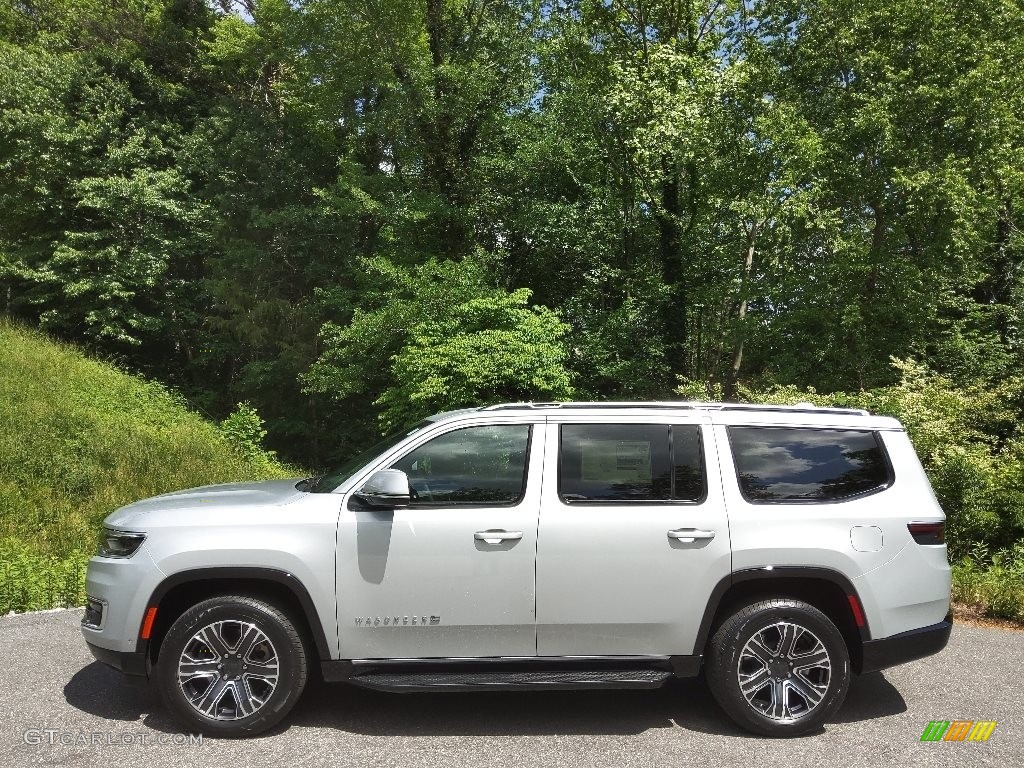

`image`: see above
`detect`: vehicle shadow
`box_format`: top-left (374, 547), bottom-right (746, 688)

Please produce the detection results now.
top-left (63, 661), bottom-right (188, 733)
top-left (831, 671), bottom-right (908, 723)
top-left (64, 663), bottom-right (906, 740)
top-left (284, 673), bottom-right (907, 738)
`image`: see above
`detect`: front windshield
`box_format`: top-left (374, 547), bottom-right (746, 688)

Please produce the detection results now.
top-left (309, 420), bottom-right (432, 493)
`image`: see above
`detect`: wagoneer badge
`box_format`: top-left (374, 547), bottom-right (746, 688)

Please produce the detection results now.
top-left (355, 615), bottom-right (441, 627)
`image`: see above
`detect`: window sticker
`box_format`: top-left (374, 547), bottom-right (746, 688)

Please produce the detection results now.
top-left (580, 439), bottom-right (653, 484)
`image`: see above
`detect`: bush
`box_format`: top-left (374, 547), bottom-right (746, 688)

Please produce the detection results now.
top-left (219, 402), bottom-right (279, 470)
top-left (952, 544), bottom-right (1024, 623)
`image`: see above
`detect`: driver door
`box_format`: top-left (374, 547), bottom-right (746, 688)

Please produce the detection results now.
top-left (336, 420), bottom-right (542, 659)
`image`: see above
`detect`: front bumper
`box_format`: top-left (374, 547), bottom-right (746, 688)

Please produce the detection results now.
top-left (80, 547), bottom-right (163, 655)
top-left (86, 641), bottom-right (149, 677)
top-left (859, 612), bottom-right (952, 674)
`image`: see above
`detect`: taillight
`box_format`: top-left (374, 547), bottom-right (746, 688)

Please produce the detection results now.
top-left (908, 521), bottom-right (945, 545)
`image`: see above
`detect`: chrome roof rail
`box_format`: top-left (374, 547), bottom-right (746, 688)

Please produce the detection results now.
top-left (478, 401), bottom-right (869, 416)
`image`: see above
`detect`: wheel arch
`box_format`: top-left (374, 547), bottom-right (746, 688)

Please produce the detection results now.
top-left (139, 567), bottom-right (332, 666)
top-left (695, 567), bottom-right (871, 673)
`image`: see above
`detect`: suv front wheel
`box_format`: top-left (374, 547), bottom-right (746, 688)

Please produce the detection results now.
top-left (705, 598), bottom-right (851, 737)
top-left (155, 595), bottom-right (308, 737)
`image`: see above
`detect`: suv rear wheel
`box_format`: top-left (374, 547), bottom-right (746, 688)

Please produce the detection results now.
top-left (155, 595), bottom-right (308, 737)
top-left (705, 598), bottom-right (851, 737)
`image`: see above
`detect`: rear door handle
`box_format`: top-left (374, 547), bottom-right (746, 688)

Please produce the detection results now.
top-left (475, 529), bottom-right (524, 544)
top-left (667, 528), bottom-right (715, 543)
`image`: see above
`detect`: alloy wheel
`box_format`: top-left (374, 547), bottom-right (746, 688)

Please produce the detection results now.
top-left (177, 620), bottom-right (280, 721)
top-left (736, 620), bottom-right (832, 723)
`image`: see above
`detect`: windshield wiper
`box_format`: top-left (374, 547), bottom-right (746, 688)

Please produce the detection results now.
top-left (295, 476), bottom-right (321, 492)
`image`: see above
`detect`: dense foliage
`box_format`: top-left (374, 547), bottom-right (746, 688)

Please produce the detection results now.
top-left (2, 1), bottom-right (1023, 615)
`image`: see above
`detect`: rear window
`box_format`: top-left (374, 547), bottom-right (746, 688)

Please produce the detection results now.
top-left (559, 424), bottom-right (705, 503)
top-left (728, 426), bottom-right (891, 502)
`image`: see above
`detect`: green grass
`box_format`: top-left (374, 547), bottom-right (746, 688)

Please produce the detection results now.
top-left (0, 321), bottom-right (295, 613)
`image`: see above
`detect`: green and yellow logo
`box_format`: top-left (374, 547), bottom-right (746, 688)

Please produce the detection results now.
top-left (921, 721), bottom-right (997, 742)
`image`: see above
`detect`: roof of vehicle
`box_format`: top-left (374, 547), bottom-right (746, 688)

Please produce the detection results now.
top-left (429, 401), bottom-right (904, 430)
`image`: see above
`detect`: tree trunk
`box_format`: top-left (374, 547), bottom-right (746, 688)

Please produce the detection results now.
top-left (660, 158), bottom-right (688, 379)
top-left (852, 203), bottom-right (885, 389)
top-left (725, 221), bottom-right (759, 399)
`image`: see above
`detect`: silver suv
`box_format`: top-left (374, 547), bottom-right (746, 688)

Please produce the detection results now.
top-left (81, 402), bottom-right (951, 737)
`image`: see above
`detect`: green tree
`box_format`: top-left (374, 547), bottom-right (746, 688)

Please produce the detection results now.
top-left (378, 289), bottom-right (572, 427)
top-left (304, 254), bottom-right (572, 432)
top-left (741, 0), bottom-right (1024, 390)
top-left (0, 0), bottom-right (215, 353)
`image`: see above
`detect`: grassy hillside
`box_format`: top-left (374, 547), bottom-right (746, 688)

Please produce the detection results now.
top-left (0, 322), bottom-right (295, 613)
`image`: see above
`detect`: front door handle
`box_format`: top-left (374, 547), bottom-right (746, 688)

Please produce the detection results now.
top-left (667, 528), bottom-right (716, 543)
top-left (475, 529), bottom-right (524, 544)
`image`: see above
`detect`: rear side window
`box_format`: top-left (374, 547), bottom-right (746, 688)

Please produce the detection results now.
top-left (728, 426), bottom-right (891, 502)
top-left (559, 424), bottom-right (705, 503)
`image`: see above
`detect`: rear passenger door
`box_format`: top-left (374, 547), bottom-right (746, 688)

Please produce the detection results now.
top-left (535, 416), bottom-right (732, 656)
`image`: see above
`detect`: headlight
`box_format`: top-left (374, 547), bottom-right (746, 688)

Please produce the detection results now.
top-left (96, 528), bottom-right (146, 558)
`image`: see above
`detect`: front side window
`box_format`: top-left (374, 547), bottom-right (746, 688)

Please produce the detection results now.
top-left (390, 424), bottom-right (531, 505)
top-left (728, 426), bottom-right (891, 502)
top-left (559, 424), bottom-right (705, 503)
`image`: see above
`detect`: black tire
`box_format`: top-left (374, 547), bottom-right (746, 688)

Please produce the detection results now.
top-left (705, 598), bottom-right (851, 737)
top-left (155, 595), bottom-right (308, 737)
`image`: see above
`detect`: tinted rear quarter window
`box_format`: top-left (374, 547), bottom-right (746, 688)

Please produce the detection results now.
top-left (728, 426), bottom-right (891, 502)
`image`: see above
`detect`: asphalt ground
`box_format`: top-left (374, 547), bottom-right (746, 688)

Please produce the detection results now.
top-left (0, 608), bottom-right (1020, 767)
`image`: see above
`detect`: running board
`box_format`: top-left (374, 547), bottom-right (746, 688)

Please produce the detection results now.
top-left (347, 667), bottom-right (674, 692)
top-left (320, 655), bottom-right (701, 689)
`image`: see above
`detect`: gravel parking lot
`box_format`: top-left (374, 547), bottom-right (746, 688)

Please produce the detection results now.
top-left (0, 608), bottom-right (1020, 767)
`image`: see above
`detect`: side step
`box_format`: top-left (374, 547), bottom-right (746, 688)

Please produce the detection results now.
top-left (347, 667), bottom-right (674, 693)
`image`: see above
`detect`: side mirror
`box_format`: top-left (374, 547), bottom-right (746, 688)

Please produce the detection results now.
top-left (354, 469), bottom-right (411, 509)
